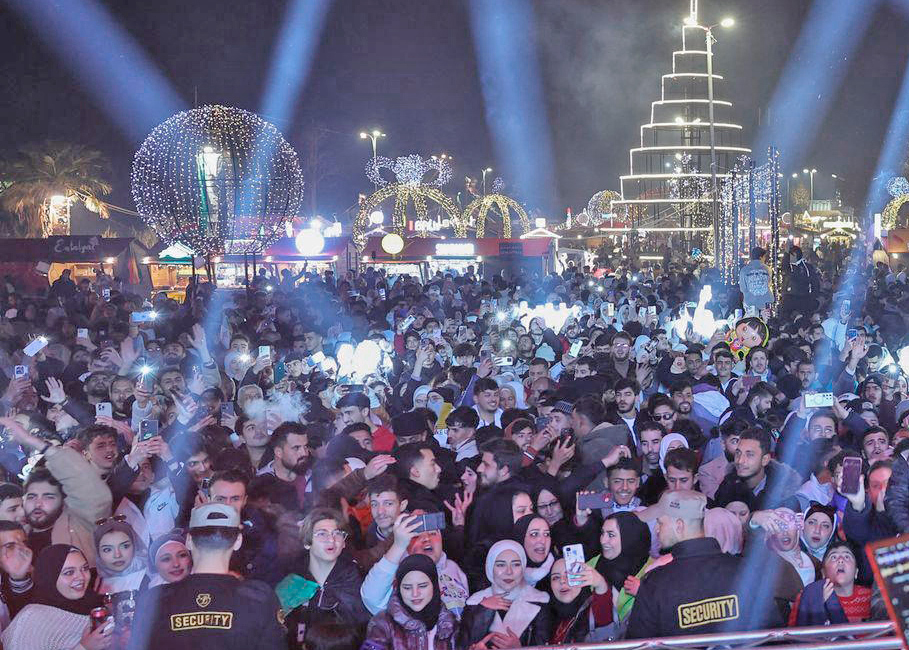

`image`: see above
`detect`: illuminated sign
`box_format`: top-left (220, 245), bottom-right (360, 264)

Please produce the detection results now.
top-left (435, 243), bottom-right (475, 257)
top-left (414, 218), bottom-right (451, 232)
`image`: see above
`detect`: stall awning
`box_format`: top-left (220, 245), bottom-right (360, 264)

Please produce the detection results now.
top-left (0, 236), bottom-right (141, 262)
top-left (259, 236), bottom-right (350, 261)
top-left (362, 237), bottom-right (553, 260)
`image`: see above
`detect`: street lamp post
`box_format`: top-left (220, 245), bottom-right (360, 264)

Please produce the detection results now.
top-left (686, 15), bottom-right (734, 269)
top-left (789, 173), bottom-right (798, 211)
top-left (481, 167), bottom-right (493, 195)
top-left (360, 129), bottom-right (386, 188)
top-left (802, 168), bottom-right (817, 205)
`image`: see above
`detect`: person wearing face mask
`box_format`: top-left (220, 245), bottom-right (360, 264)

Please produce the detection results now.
top-left (546, 557), bottom-right (613, 644)
top-left (459, 540), bottom-right (552, 649)
top-left (361, 553), bottom-right (458, 650)
top-left (788, 541), bottom-right (871, 626)
top-left (510, 515), bottom-right (554, 587)
top-left (1, 544), bottom-right (109, 650)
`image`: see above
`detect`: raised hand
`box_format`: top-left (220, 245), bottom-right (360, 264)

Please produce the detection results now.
top-left (41, 378), bottom-right (67, 405)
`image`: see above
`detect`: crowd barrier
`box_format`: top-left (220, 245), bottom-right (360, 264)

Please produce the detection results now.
top-left (524, 622), bottom-right (899, 650)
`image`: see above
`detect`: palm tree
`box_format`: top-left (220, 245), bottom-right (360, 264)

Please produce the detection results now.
top-left (0, 141), bottom-right (112, 237)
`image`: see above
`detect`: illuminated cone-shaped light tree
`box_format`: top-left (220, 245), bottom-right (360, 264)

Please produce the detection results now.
top-left (613, 0), bottom-right (750, 248)
top-left (131, 105), bottom-right (304, 256)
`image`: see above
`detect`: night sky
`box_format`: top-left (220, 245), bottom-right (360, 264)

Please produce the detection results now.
top-left (1, 0), bottom-right (907, 231)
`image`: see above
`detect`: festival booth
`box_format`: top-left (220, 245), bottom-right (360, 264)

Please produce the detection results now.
top-left (146, 236), bottom-right (355, 290)
top-left (360, 237), bottom-right (555, 281)
top-left (0, 236), bottom-right (152, 295)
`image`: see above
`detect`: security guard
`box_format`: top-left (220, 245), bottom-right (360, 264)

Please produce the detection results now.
top-left (627, 490), bottom-right (783, 638)
top-left (128, 503), bottom-right (285, 650)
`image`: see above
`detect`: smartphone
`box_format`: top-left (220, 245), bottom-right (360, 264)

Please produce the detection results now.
top-left (577, 491), bottom-right (612, 511)
top-left (734, 309), bottom-right (743, 321)
top-left (841, 456), bottom-right (863, 496)
top-left (413, 512), bottom-right (446, 533)
top-left (606, 302), bottom-right (615, 317)
top-left (741, 375), bottom-right (759, 390)
top-left (804, 392), bottom-right (834, 408)
top-left (648, 305), bottom-right (657, 316)
top-left (569, 340), bottom-right (583, 357)
top-left (130, 311), bottom-right (157, 323)
top-left (22, 336), bottom-right (49, 357)
top-left (638, 307), bottom-right (647, 320)
top-left (563, 544), bottom-right (586, 587)
top-left (378, 288), bottom-right (386, 299)
top-left (102, 288), bottom-right (111, 301)
top-left (400, 315), bottom-right (416, 331)
top-left (274, 361), bottom-right (287, 384)
top-left (95, 402), bottom-right (113, 418)
top-left (310, 350), bottom-right (325, 366)
top-left (220, 402), bottom-right (235, 418)
top-left (258, 345), bottom-right (271, 362)
top-left (846, 329), bottom-right (858, 342)
top-left (200, 477), bottom-right (211, 498)
top-left (494, 356), bottom-right (513, 367)
top-left (140, 419), bottom-right (159, 441)
top-left (77, 328), bottom-right (89, 340)
top-left (458, 326), bottom-right (467, 338)
top-left (843, 299), bottom-right (851, 315)
top-left (347, 384), bottom-right (366, 393)
top-left (534, 416), bottom-right (551, 433)
top-left (14, 365), bottom-right (28, 380)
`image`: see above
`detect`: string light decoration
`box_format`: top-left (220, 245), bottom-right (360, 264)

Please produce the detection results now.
top-left (586, 190), bottom-right (622, 225)
top-left (131, 105), bottom-right (304, 256)
top-left (460, 193), bottom-right (531, 238)
top-left (883, 176), bottom-right (909, 229)
top-left (354, 154), bottom-right (459, 250)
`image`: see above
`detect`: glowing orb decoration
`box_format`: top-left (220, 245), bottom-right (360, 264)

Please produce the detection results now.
top-left (295, 228), bottom-right (325, 256)
top-left (888, 177), bottom-right (909, 199)
top-left (884, 176), bottom-right (909, 229)
top-left (131, 105), bottom-right (304, 256)
top-left (369, 210), bottom-right (385, 224)
top-left (461, 194), bottom-right (530, 238)
top-left (381, 233), bottom-right (405, 255)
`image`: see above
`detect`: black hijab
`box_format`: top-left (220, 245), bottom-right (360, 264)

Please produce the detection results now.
top-left (33, 544), bottom-right (101, 615)
top-left (511, 514), bottom-right (550, 568)
top-left (596, 512), bottom-right (651, 588)
top-left (394, 554), bottom-right (442, 630)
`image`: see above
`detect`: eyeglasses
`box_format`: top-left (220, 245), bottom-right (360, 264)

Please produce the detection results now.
top-left (653, 412), bottom-right (675, 421)
top-left (537, 500), bottom-right (560, 511)
top-left (95, 514), bottom-right (128, 527)
top-left (313, 529), bottom-right (349, 542)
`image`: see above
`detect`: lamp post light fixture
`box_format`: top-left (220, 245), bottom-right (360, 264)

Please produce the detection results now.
top-left (684, 13), bottom-right (734, 268)
top-left (481, 167), bottom-right (493, 195)
top-left (360, 129), bottom-right (386, 188)
top-left (801, 168), bottom-right (818, 204)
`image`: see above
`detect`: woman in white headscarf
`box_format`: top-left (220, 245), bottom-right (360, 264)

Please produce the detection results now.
top-left (498, 380), bottom-right (528, 410)
top-left (459, 540), bottom-right (552, 649)
top-left (658, 433), bottom-right (689, 474)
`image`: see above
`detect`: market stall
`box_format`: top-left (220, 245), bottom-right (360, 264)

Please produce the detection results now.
top-left (0, 236), bottom-right (152, 294)
top-left (359, 237), bottom-right (555, 281)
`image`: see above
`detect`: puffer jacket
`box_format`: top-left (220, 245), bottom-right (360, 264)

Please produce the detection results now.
top-left (361, 592), bottom-right (458, 650)
top-left (284, 552), bottom-right (371, 649)
top-left (885, 450), bottom-right (909, 533)
top-left (457, 599), bottom-right (552, 649)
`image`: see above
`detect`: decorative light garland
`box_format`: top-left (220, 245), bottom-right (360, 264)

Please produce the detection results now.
top-left (131, 105), bottom-right (304, 256)
top-left (461, 194), bottom-right (530, 238)
top-left (883, 176), bottom-right (909, 229)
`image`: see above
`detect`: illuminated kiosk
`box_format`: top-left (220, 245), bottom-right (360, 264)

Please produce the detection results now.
top-left (359, 238), bottom-right (555, 282)
top-left (612, 1), bottom-right (750, 247)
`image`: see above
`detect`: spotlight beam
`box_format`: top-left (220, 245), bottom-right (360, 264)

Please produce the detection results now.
top-left (260, 0), bottom-right (333, 126)
top-left (5, 0), bottom-right (184, 141)
top-left (467, 0), bottom-right (558, 214)
top-left (754, 0), bottom-right (880, 164)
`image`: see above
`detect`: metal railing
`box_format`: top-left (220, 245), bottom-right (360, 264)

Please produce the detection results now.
top-left (524, 621), bottom-right (898, 650)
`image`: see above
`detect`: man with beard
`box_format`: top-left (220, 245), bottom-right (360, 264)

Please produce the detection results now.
top-left (604, 331), bottom-right (634, 378)
top-left (714, 427), bottom-right (802, 509)
top-left (731, 384), bottom-right (775, 424)
top-left (608, 378), bottom-right (642, 448)
top-left (0, 417), bottom-right (111, 566)
top-left (109, 376), bottom-right (135, 419)
top-left (698, 418), bottom-right (748, 499)
top-left (254, 422), bottom-right (312, 512)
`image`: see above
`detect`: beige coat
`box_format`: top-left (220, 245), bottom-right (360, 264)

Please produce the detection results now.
top-left (43, 446), bottom-right (113, 566)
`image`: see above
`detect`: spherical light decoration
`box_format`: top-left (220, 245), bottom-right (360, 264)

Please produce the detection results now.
top-left (381, 233), bottom-right (405, 255)
top-left (888, 176), bottom-right (909, 199)
top-left (586, 190), bottom-right (622, 224)
top-left (131, 105), bottom-right (304, 256)
top-left (295, 228), bottom-right (325, 256)
top-left (369, 210), bottom-right (385, 224)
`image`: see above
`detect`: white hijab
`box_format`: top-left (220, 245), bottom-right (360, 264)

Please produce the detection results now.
top-left (466, 540), bottom-right (549, 638)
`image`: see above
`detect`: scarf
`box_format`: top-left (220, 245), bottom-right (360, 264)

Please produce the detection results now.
top-left (149, 539), bottom-right (190, 588)
top-left (595, 512), bottom-right (651, 589)
top-left (801, 503), bottom-right (838, 560)
top-left (394, 554), bottom-right (442, 630)
top-left (511, 515), bottom-right (555, 586)
top-left (94, 519), bottom-right (148, 581)
top-left (32, 545), bottom-right (101, 615)
top-left (658, 433), bottom-right (689, 473)
top-left (466, 540), bottom-right (550, 639)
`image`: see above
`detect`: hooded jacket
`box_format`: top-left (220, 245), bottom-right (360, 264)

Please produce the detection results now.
top-left (362, 592), bottom-right (458, 650)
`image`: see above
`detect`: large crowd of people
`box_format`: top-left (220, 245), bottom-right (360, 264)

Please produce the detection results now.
top-left (0, 242), bottom-right (900, 649)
